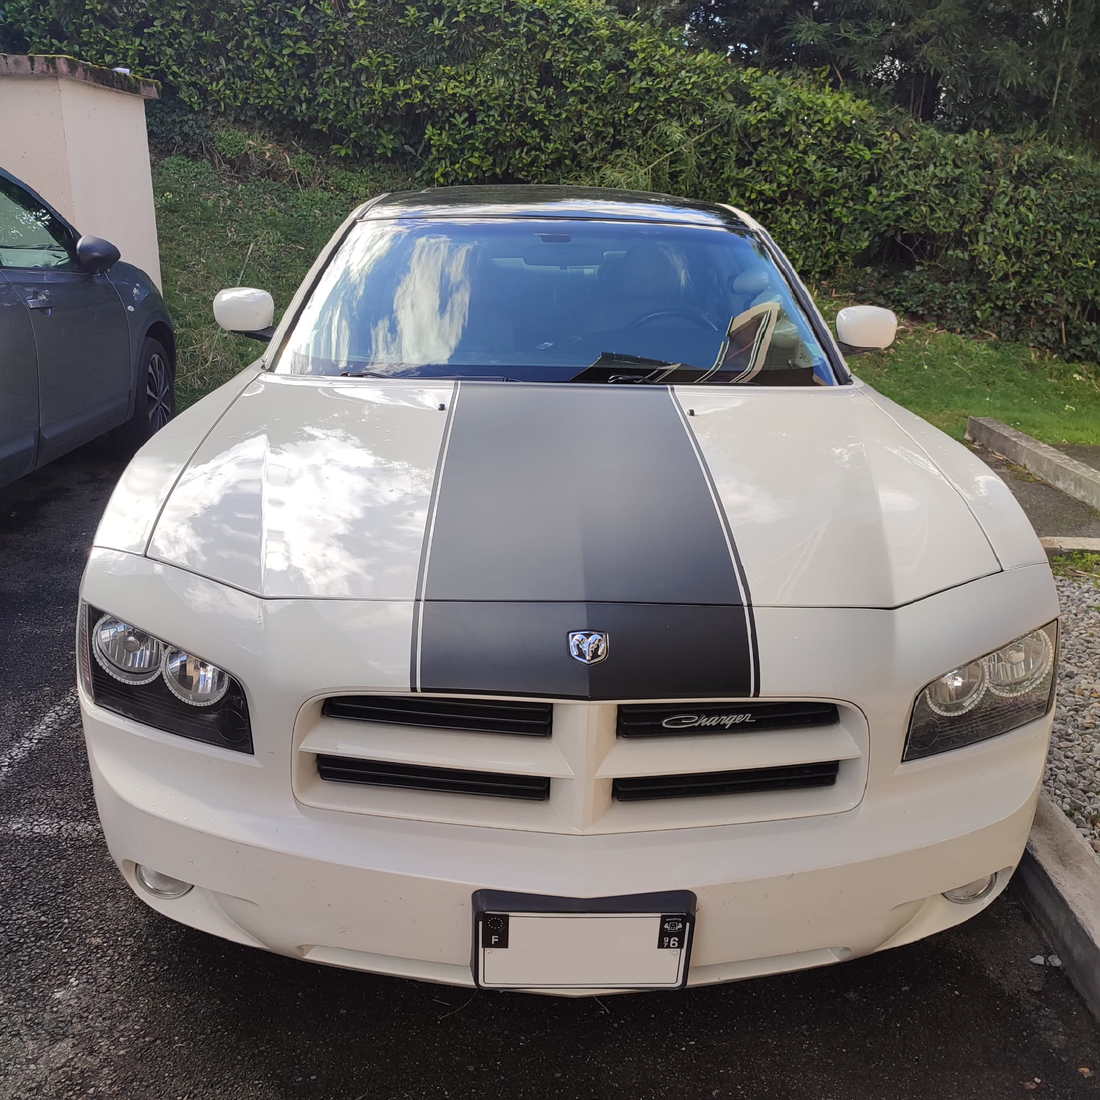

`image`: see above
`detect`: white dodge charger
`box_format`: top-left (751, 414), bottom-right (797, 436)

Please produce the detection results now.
top-left (79, 187), bottom-right (1058, 995)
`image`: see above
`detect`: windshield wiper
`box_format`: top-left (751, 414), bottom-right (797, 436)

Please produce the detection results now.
top-left (339, 369), bottom-right (526, 382)
top-left (608, 368), bottom-right (686, 384)
top-left (568, 353), bottom-right (692, 384)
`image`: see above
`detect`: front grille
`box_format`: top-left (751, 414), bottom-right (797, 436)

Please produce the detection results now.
top-left (612, 761), bottom-right (839, 801)
top-left (323, 695), bottom-right (552, 737)
top-left (316, 755), bottom-right (551, 801)
top-left (617, 700), bottom-right (838, 738)
top-left (297, 695), bottom-right (866, 832)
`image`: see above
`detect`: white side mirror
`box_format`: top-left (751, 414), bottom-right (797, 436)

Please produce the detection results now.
top-left (835, 305), bottom-right (897, 352)
top-left (213, 287), bottom-right (275, 334)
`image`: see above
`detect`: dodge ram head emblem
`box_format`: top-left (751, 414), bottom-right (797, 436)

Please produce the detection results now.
top-left (568, 631), bottom-right (609, 665)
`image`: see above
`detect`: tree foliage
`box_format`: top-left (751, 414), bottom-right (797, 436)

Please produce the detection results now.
top-left (2, 0), bottom-right (1099, 358)
top-left (685, 0), bottom-right (1100, 143)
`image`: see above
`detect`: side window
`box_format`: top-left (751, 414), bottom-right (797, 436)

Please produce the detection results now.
top-left (0, 177), bottom-right (76, 270)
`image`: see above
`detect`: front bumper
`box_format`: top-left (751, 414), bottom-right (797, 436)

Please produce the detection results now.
top-left (79, 551), bottom-right (1058, 994)
top-left (84, 699), bottom-right (1049, 994)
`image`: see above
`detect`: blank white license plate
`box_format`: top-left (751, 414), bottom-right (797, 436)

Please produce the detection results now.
top-left (473, 892), bottom-right (695, 991)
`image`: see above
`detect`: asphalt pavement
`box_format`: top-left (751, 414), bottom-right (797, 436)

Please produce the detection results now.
top-left (2, 445), bottom-right (1100, 1100)
top-left (971, 446), bottom-right (1100, 538)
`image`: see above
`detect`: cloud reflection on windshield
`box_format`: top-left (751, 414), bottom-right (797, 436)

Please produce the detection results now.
top-left (284, 224), bottom-right (404, 372)
top-left (371, 237), bottom-right (472, 366)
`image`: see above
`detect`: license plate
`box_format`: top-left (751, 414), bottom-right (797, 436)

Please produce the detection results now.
top-left (472, 890), bottom-right (695, 991)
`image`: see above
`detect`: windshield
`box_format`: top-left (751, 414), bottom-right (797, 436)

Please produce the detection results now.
top-left (273, 218), bottom-right (834, 385)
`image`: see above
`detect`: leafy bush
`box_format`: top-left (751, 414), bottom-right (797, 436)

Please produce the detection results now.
top-left (4, 0), bottom-right (1100, 359)
top-left (212, 127), bottom-right (249, 160)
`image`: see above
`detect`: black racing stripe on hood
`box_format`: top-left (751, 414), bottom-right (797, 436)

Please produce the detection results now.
top-left (668, 390), bottom-right (761, 698)
top-left (420, 384), bottom-right (742, 603)
top-left (416, 601), bottom-right (753, 700)
top-left (412, 382), bottom-right (756, 699)
top-left (409, 380), bottom-right (461, 685)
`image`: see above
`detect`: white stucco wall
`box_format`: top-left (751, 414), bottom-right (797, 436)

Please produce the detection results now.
top-left (0, 63), bottom-right (161, 288)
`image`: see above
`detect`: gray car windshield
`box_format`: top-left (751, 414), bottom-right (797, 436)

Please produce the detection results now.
top-left (273, 218), bottom-right (834, 385)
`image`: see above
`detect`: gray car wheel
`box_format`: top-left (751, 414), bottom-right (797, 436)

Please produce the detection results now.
top-left (147, 347), bottom-right (174, 433)
top-left (109, 336), bottom-right (176, 454)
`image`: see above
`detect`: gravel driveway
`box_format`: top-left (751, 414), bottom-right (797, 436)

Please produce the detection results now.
top-left (1046, 575), bottom-right (1100, 854)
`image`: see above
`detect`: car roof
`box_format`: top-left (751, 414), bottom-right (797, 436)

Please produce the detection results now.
top-left (360, 185), bottom-right (750, 229)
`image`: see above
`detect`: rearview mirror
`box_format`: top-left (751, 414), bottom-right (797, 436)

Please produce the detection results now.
top-left (76, 234), bottom-right (120, 274)
top-left (835, 305), bottom-right (897, 353)
top-left (213, 287), bottom-right (276, 342)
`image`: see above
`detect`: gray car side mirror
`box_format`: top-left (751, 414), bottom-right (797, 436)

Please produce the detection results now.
top-left (76, 234), bottom-right (121, 274)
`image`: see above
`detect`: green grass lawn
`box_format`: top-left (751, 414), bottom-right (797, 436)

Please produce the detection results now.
top-left (155, 155), bottom-right (361, 407)
top-left (155, 154), bottom-right (1100, 443)
top-left (848, 320), bottom-right (1100, 443)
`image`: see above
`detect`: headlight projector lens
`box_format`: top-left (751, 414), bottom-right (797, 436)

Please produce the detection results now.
top-left (162, 648), bottom-right (231, 706)
top-left (987, 630), bottom-right (1054, 697)
top-left (92, 616), bottom-right (163, 685)
top-left (925, 659), bottom-right (987, 716)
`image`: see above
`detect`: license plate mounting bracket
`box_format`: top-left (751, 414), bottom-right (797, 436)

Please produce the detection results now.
top-left (471, 889), bottom-right (697, 991)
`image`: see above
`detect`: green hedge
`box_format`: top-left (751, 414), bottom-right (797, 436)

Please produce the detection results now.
top-left (4, 0), bottom-right (1100, 360)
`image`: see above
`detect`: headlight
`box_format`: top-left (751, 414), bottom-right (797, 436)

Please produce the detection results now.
top-left (987, 629), bottom-right (1054, 697)
top-left (162, 648), bottom-right (231, 706)
top-left (93, 615), bottom-right (164, 685)
top-left (904, 622), bottom-right (1057, 761)
top-left (80, 603), bottom-right (252, 753)
top-left (924, 659), bottom-right (986, 716)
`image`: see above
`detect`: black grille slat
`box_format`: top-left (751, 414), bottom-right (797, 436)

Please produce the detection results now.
top-left (613, 761), bottom-right (839, 802)
top-left (617, 701), bottom-right (838, 738)
top-left (323, 696), bottom-right (552, 737)
top-left (316, 756), bottom-right (551, 801)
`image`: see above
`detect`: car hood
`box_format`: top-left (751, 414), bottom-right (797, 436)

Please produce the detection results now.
top-left (146, 375), bottom-right (1002, 609)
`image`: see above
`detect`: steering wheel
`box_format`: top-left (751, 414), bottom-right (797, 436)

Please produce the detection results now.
top-left (626, 309), bottom-right (720, 333)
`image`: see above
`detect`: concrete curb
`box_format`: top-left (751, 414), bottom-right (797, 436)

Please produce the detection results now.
top-left (1039, 536), bottom-right (1100, 558)
top-left (967, 417), bottom-right (1100, 512)
top-left (1014, 793), bottom-right (1100, 1020)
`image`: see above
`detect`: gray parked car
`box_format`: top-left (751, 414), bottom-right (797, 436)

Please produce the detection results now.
top-left (0, 166), bottom-right (175, 488)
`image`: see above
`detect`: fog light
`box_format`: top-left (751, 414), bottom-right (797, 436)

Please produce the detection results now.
top-left (135, 864), bottom-right (193, 899)
top-left (943, 874), bottom-right (997, 904)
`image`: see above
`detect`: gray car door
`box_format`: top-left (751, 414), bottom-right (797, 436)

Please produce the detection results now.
top-left (0, 174), bottom-right (131, 468)
top-left (0, 270), bottom-right (39, 487)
